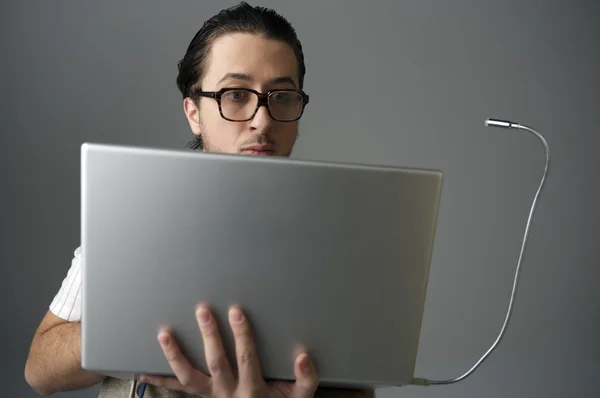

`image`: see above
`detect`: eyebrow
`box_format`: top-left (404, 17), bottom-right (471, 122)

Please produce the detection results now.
top-left (217, 73), bottom-right (297, 88)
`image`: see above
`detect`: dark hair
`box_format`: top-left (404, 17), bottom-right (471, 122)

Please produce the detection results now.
top-left (176, 2), bottom-right (306, 150)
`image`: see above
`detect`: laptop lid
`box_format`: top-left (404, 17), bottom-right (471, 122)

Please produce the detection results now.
top-left (80, 143), bottom-right (443, 389)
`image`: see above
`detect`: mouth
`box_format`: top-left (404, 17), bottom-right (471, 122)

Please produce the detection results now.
top-left (240, 145), bottom-right (275, 156)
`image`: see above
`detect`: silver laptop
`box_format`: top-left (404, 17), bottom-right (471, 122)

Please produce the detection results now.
top-left (80, 142), bottom-right (443, 389)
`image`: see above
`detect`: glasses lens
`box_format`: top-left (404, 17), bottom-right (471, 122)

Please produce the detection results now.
top-left (220, 90), bottom-right (259, 121)
top-left (269, 91), bottom-right (303, 121)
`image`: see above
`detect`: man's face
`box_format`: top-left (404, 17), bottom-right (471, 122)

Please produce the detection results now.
top-left (184, 33), bottom-right (301, 156)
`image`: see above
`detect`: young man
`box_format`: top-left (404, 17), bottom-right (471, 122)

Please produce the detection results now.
top-left (24, 3), bottom-right (374, 398)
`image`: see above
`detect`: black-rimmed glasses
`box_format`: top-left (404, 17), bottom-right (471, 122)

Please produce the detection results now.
top-left (192, 88), bottom-right (309, 122)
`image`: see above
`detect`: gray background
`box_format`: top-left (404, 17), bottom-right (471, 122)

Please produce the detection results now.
top-left (1, 0), bottom-right (598, 397)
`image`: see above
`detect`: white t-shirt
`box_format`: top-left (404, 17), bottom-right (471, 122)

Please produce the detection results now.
top-left (49, 246), bottom-right (83, 322)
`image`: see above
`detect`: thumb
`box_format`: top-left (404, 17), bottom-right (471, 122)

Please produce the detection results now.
top-left (291, 352), bottom-right (319, 398)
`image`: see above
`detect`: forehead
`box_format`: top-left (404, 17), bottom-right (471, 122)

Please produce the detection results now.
top-left (202, 33), bottom-right (299, 88)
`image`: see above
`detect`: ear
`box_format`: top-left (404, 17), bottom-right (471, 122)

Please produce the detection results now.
top-left (183, 97), bottom-right (201, 135)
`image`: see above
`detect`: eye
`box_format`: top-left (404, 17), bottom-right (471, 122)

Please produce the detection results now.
top-left (272, 91), bottom-right (297, 103)
top-left (224, 90), bottom-right (249, 101)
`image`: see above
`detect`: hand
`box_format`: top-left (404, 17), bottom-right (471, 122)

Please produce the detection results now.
top-left (141, 304), bottom-right (316, 397)
top-left (140, 305), bottom-right (373, 398)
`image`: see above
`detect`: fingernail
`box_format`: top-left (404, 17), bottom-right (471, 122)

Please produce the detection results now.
top-left (139, 375), bottom-right (147, 382)
top-left (197, 307), bottom-right (210, 325)
top-left (301, 354), bottom-right (313, 374)
top-left (302, 358), bottom-right (313, 374)
top-left (229, 307), bottom-right (244, 324)
top-left (158, 333), bottom-right (170, 347)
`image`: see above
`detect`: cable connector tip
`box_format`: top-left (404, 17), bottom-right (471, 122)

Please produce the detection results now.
top-left (485, 118), bottom-right (519, 129)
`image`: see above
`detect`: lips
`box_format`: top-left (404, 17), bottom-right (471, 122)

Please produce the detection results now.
top-left (240, 145), bottom-right (275, 156)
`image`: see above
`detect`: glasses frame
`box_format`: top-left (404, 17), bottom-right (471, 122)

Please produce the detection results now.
top-left (192, 87), bottom-right (310, 122)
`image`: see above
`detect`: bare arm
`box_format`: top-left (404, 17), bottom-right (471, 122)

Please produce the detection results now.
top-left (24, 310), bottom-right (105, 396)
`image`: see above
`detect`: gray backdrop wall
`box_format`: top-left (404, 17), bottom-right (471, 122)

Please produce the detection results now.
top-left (2, 1), bottom-right (598, 397)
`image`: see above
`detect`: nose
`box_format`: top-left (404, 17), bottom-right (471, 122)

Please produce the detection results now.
top-left (249, 104), bottom-right (273, 131)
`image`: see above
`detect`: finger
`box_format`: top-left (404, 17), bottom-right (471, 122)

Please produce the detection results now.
top-left (196, 305), bottom-right (236, 393)
top-left (228, 305), bottom-right (264, 389)
top-left (291, 353), bottom-right (319, 398)
top-left (157, 329), bottom-right (211, 393)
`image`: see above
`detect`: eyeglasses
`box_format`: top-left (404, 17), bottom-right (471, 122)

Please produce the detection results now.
top-left (192, 88), bottom-right (309, 122)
